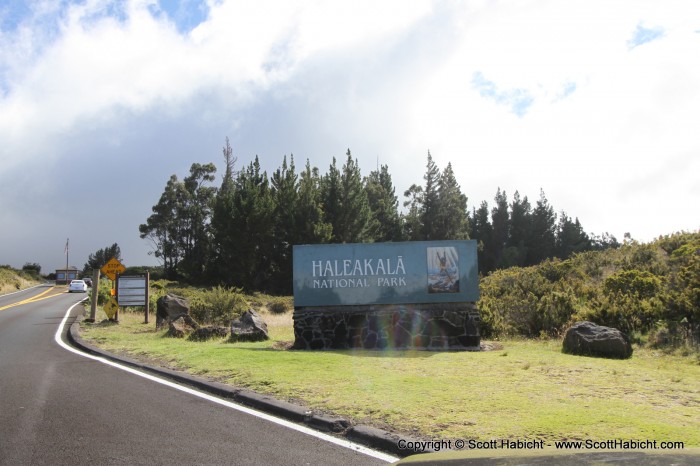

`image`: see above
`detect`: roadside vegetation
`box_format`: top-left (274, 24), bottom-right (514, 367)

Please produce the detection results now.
top-left (78, 231), bottom-right (699, 445)
top-left (80, 309), bottom-right (699, 446)
top-left (479, 231), bottom-right (699, 350)
top-left (0, 264), bottom-right (43, 295)
top-left (86, 230), bottom-right (700, 353)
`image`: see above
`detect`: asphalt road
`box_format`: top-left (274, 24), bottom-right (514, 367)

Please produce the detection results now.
top-left (0, 286), bottom-right (393, 465)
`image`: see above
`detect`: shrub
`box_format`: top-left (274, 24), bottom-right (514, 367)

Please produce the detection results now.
top-left (267, 297), bottom-right (291, 314)
top-left (478, 232), bottom-right (700, 342)
top-left (87, 278), bottom-right (114, 307)
top-left (190, 286), bottom-right (248, 326)
top-left (478, 265), bottom-right (584, 337)
top-left (22, 263), bottom-right (42, 279)
top-left (604, 269), bottom-right (662, 299)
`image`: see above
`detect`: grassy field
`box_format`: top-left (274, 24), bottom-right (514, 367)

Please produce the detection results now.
top-left (79, 307), bottom-right (700, 447)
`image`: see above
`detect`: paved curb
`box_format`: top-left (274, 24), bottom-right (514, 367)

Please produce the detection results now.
top-left (67, 317), bottom-right (416, 458)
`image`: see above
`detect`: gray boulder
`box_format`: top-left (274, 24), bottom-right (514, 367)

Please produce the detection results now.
top-left (230, 309), bottom-right (269, 342)
top-left (190, 326), bottom-right (229, 341)
top-left (167, 314), bottom-right (200, 338)
top-left (563, 321), bottom-right (632, 359)
top-left (156, 294), bottom-right (191, 329)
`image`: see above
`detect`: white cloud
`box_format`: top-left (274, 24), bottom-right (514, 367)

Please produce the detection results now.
top-left (406, 0), bottom-right (700, 241)
top-left (1, 0), bottom-right (699, 272)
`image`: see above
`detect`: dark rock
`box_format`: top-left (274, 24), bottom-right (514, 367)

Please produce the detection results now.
top-left (189, 326), bottom-right (229, 341)
top-left (230, 309), bottom-right (269, 342)
top-left (563, 321), bottom-right (633, 359)
top-left (156, 294), bottom-right (191, 329)
top-left (168, 314), bottom-right (199, 338)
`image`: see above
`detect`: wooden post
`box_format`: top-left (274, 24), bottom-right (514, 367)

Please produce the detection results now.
top-left (89, 268), bottom-right (99, 322)
top-left (114, 274), bottom-right (119, 323)
top-left (144, 271), bottom-right (150, 324)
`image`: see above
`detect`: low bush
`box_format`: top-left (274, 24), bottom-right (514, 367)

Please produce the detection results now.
top-left (0, 265), bottom-right (42, 294)
top-left (266, 297), bottom-right (291, 314)
top-left (190, 286), bottom-right (248, 326)
top-left (88, 278), bottom-right (114, 306)
top-left (479, 231), bottom-right (699, 350)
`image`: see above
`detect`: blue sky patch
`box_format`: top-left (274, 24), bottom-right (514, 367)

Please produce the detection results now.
top-left (0, 1), bottom-right (210, 35)
top-left (471, 72), bottom-right (534, 117)
top-left (553, 81), bottom-right (577, 102)
top-left (627, 23), bottom-right (665, 49)
top-left (1, 1), bottom-right (129, 34)
top-left (154, 0), bottom-right (210, 34)
top-left (0, 3), bottom-right (31, 32)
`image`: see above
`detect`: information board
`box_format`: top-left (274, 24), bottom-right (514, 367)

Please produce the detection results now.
top-left (117, 275), bottom-right (147, 306)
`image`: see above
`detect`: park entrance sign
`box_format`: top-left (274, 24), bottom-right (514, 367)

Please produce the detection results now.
top-left (292, 240), bottom-right (481, 350)
top-left (293, 240), bottom-right (479, 307)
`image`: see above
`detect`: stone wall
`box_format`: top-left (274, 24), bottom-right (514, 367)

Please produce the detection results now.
top-left (292, 303), bottom-right (480, 350)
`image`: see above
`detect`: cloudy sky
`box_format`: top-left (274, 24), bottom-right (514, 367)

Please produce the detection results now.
top-left (1, 0), bottom-right (698, 274)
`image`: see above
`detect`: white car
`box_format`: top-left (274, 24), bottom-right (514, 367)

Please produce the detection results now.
top-left (68, 279), bottom-right (88, 293)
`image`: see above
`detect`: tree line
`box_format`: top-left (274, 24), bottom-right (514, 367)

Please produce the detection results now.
top-left (139, 139), bottom-right (619, 294)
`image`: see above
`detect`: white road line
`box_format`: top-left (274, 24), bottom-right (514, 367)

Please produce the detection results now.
top-left (55, 301), bottom-right (399, 464)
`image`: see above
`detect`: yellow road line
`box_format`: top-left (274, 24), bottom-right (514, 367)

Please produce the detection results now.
top-left (0, 287), bottom-right (72, 312)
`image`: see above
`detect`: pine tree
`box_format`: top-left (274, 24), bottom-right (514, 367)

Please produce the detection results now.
top-left (471, 201), bottom-right (493, 273)
top-left (503, 191), bottom-right (531, 267)
top-left (211, 138), bottom-right (238, 284)
top-left (489, 188), bottom-right (509, 269)
top-left (556, 212), bottom-right (591, 259)
top-left (420, 151), bottom-right (441, 240)
top-left (365, 164), bottom-right (402, 242)
top-left (297, 160), bottom-right (332, 245)
top-left (527, 189), bottom-right (557, 265)
top-left (321, 157), bottom-right (342, 241)
top-left (337, 150), bottom-right (372, 243)
top-left (434, 162), bottom-right (469, 240)
top-left (270, 155), bottom-right (299, 293)
top-left (229, 156), bottom-right (275, 290)
top-left (401, 183), bottom-right (423, 241)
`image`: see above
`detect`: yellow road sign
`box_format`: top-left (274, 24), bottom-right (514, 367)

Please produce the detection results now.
top-left (104, 297), bottom-right (119, 319)
top-left (101, 257), bottom-right (126, 281)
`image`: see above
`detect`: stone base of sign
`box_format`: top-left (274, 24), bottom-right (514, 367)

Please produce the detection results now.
top-left (292, 303), bottom-right (480, 350)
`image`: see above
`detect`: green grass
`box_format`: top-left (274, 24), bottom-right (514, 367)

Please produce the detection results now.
top-left (80, 309), bottom-right (700, 446)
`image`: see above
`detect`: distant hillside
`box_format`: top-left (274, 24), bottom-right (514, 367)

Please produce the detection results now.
top-left (0, 266), bottom-right (42, 295)
top-left (478, 231), bottom-right (699, 348)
